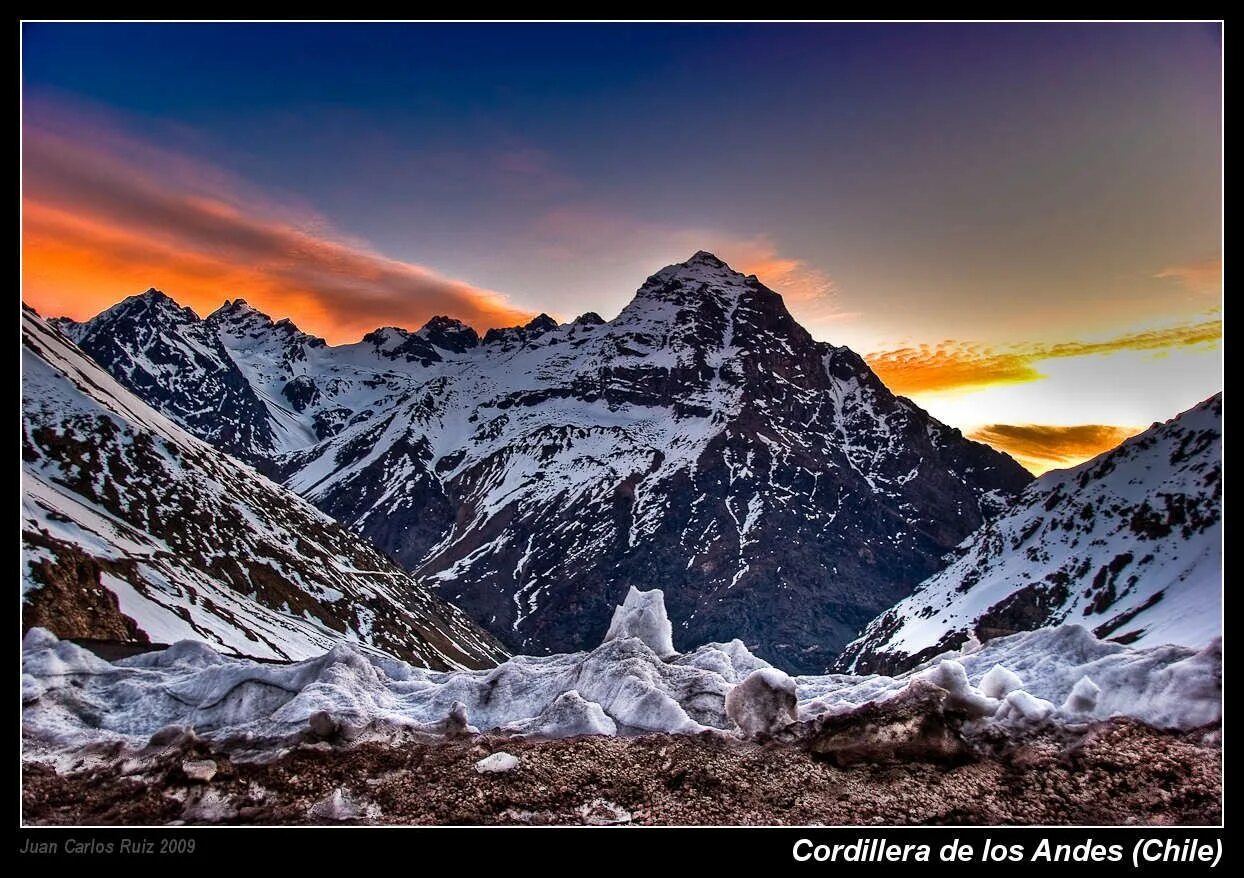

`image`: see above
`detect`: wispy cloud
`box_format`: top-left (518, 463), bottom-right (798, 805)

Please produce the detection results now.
top-left (531, 206), bottom-right (847, 322)
top-left (715, 236), bottom-right (840, 316)
top-left (867, 319), bottom-right (1222, 395)
top-left (969, 423), bottom-right (1143, 475)
top-left (22, 116), bottom-right (531, 342)
top-left (1155, 257), bottom-right (1222, 295)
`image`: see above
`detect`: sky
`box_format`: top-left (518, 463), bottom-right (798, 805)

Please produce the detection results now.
top-left (21, 22), bottom-right (1222, 473)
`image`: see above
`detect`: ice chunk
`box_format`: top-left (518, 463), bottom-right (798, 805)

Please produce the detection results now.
top-left (725, 667), bottom-right (797, 737)
top-left (121, 639), bottom-right (226, 669)
top-left (674, 639), bottom-right (771, 682)
top-left (22, 628), bottom-right (115, 678)
top-left (308, 711), bottom-right (339, 739)
top-left (475, 752), bottom-right (520, 773)
top-left (602, 587), bottom-right (675, 657)
top-left (308, 787), bottom-right (369, 821)
top-left (18, 614), bottom-right (1220, 754)
top-left (979, 665), bottom-right (1024, 700)
top-left (921, 660), bottom-right (997, 719)
top-left (21, 674), bottom-right (43, 704)
top-left (22, 627), bottom-right (60, 651)
top-left (505, 691), bottom-right (616, 738)
top-left (439, 700), bottom-right (477, 737)
top-left (576, 799), bottom-right (632, 825)
top-left (996, 690), bottom-right (1056, 726)
top-left (183, 788), bottom-right (236, 821)
top-left (1124, 631), bottom-right (1219, 726)
top-left (1061, 676), bottom-right (1100, 715)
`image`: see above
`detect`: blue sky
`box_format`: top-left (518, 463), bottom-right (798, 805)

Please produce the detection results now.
top-left (22, 22), bottom-right (1222, 470)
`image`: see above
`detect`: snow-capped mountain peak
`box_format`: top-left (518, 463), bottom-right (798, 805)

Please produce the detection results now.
top-left (630, 250), bottom-right (758, 306)
top-left (211, 296), bottom-right (262, 319)
top-left (55, 253), bottom-right (1033, 672)
top-left (83, 288), bottom-right (201, 335)
top-left (113, 287), bottom-right (193, 318)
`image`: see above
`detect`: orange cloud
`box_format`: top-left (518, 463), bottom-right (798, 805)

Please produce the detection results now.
top-left (968, 423), bottom-right (1144, 475)
top-left (21, 122), bottom-right (531, 342)
top-left (1156, 258), bottom-right (1222, 295)
top-left (867, 320), bottom-right (1222, 395)
top-left (717, 237), bottom-right (843, 319)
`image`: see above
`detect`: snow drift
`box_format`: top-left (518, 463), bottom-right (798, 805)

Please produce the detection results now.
top-left (22, 589), bottom-right (1220, 757)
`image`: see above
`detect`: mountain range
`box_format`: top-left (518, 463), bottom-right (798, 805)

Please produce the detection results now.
top-left (50, 252), bottom-right (1034, 672)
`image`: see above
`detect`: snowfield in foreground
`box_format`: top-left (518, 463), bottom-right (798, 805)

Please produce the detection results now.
top-left (22, 588), bottom-right (1220, 756)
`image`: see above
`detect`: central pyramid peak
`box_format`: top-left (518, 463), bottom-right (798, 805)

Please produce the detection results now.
top-left (634, 250), bottom-right (750, 299)
top-left (668, 250), bottom-right (739, 280)
top-left (619, 250), bottom-right (790, 336)
top-left (686, 249), bottom-right (729, 268)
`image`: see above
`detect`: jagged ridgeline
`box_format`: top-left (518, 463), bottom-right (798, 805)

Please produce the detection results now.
top-left (49, 252), bottom-right (1033, 672)
top-left (21, 306), bottom-right (506, 669)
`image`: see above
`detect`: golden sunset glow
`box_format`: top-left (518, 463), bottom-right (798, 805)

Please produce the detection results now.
top-left (21, 38), bottom-right (1221, 484)
top-left (866, 321), bottom-right (1222, 397)
top-left (967, 424), bottom-right (1144, 475)
top-left (21, 125), bottom-right (532, 343)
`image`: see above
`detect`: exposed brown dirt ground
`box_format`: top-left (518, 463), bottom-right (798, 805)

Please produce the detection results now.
top-left (22, 718), bottom-right (1220, 826)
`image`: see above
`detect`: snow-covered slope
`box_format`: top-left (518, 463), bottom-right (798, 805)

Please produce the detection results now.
top-left (22, 588), bottom-right (1220, 754)
top-left (60, 253), bottom-right (1033, 672)
top-left (838, 394), bottom-right (1222, 674)
top-left (21, 306), bottom-right (506, 670)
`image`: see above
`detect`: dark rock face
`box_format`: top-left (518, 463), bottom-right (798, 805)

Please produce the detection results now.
top-left (61, 290), bottom-right (277, 463)
top-left (55, 253), bottom-right (1033, 673)
top-left (282, 375), bottom-right (321, 412)
top-left (22, 530), bottom-right (150, 644)
top-left (420, 316), bottom-right (480, 353)
top-left (482, 313), bottom-right (560, 348)
top-left (362, 327), bottom-right (443, 366)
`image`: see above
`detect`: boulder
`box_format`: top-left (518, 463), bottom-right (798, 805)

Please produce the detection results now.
top-left (725, 668), bottom-right (797, 737)
top-left (475, 752), bottom-right (521, 774)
